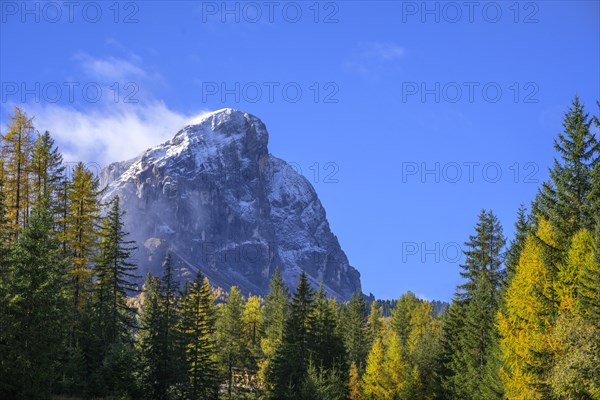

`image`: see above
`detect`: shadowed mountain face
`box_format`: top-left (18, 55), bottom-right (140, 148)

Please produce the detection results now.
top-left (100, 108), bottom-right (361, 300)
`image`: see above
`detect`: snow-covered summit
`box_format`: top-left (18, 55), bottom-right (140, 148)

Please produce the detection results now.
top-left (100, 109), bottom-right (361, 300)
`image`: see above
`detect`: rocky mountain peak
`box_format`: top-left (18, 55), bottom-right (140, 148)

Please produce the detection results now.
top-left (101, 109), bottom-right (361, 300)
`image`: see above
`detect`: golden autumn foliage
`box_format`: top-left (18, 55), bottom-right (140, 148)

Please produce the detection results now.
top-left (557, 229), bottom-right (595, 312)
top-left (363, 336), bottom-right (389, 399)
top-left (498, 218), bottom-right (558, 400)
top-left (1, 107), bottom-right (35, 239)
top-left (348, 362), bottom-right (364, 400)
top-left (548, 313), bottom-right (600, 399)
top-left (575, 227), bottom-right (600, 322)
top-left (362, 322), bottom-right (415, 400)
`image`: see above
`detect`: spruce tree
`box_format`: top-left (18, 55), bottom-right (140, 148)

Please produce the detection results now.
top-left (309, 285), bottom-right (345, 370)
top-left (217, 286), bottom-right (248, 398)
top-left (301, 362), bottom-right (347, 400)
top-left (591, 104), bottom-right (600, 223)
top-left (138, 273), bottom-right (167, 399)
top-left (259, 268), bottom-right (289, 385)
top-left (160, 251), bottom-right (179, 395)
top-left (340, 293), bottom-right (369, 371)
top-left (534, 97), bottom-right (599, 248)
top-left (438, 296), bottom-right (467, 398)
top-left (261, 268), bottom-right (288, 346)
top-left (460, 274), bottom-right (504, 399)
top-left (457, 210), bottom-right (506, 301)
top-left (391, 291), bottom-right (420, 353)
top-left (367, 300), bottom-right (383, 344)
top-left (30, 131), bottom-right (64, 208)
top-left (268, 272), bottom-right (315, 399)
top-left (505, 204), bottom-right (530, 283)
top-left (0, 200), bottom-right (67, 399)
top-left (181, 274), bottom-right (219, 400)
top-left (138, 253), bottom-right (179, 400)
top-left (442, 210), bottom-right (506, 399)
top-left (94, 196), bottom-right (138, 345)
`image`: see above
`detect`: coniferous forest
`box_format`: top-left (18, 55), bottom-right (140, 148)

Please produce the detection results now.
top-left (0, 97), bottom-right (599, 400)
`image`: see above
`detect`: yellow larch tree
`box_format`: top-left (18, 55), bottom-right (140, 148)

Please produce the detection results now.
top-left (498, 218), bottom-right (558, 400)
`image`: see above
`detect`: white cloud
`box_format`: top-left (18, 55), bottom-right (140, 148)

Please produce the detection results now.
top-left (359, 42), bottom-right (405, 60)
top-left (0, 53), bottom-right (211, 167)
top-left (74, 53), bottom-right (157, 84)
top-left (2, 52), bottom-right (212, 167)
top-left (28, 101), bottom-right (209, 166)
top-left (345, 41), bottom-right (405, 79)
top-left (104, 38), bottom-right (143, 63)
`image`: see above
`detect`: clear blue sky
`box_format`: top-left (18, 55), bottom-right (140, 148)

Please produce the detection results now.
top-left (1, 1), bottom-right (599, 301)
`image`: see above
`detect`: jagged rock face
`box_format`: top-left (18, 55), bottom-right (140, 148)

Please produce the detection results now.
top-left (101, 109), bottom-right (361, 300)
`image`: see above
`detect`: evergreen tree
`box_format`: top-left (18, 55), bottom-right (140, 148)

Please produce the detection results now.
top-left (391, 291), bottom-right (420, 354)
top-left (159, 251), bottom-right (178, 393)
top-left (138, 253), bottom-right (179, 400)
top-left (268, 272), bottom-right (315, 399)
top-left (442, 210), bottom-right (506, 399)
top-left (309, 285), bottom-right (345, 370)
top-left (30, 131), bottom-right (64, 208)
top-left (0, 201), bottom-right (67, 399)
top-left (505, 204), bottom-right (530, 283)
top-left (457, 210), bottom-right (506, 301)
top-left (217, 286), bottom-right (249, 398)
top-left (367, 300), bottom-right (384, 344)
top-left (138, 273), bottom-right (167, 399)
top-left (174, 279), bottom-right (192, 393)
top-left (459, 274), bottom-right (504, 399)
top-left (340, 293), bottom-right (370, 371)
top-left (181, 274), bottom-right (219, 400)
top-left (259, 268), bottom-right (289, 385)
top-left (438, 296), bottom-right (467, 399)
top-left (534, 97), bottom-right (599, 247)
top-left (97, 340), bottom-right (140, 399)
top-left (301, 362), bottom-right (347, 400)
top-left (94, 196), bottom-right (138, 345)
top-left (590, 103), bottom-right (600, 223)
